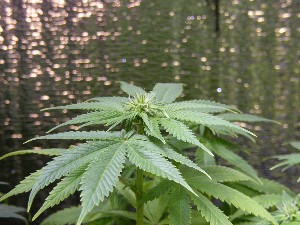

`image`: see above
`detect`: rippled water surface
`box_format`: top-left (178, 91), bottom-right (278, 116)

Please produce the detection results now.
top-left (0, 0), bottom-right (299, 222)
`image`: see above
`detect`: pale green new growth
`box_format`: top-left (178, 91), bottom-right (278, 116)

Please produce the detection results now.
top-left (152, 83), bottom-right (183, 103)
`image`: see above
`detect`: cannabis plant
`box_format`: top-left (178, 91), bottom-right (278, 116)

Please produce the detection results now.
top-left (0, 82), bottom-right (278, 225)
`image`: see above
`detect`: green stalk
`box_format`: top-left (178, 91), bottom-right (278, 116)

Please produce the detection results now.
top-left (136, 122), bottom-right (144, 225)
top-left (136, 168), bottom-right (144, 225)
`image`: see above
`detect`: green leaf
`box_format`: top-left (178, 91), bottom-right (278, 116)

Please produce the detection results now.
top-left (157, 144), bottom-right (210, 178)
top-left (41, 206), bottom-right (82, 225)
top-left (168, 110), bottom-right (255, 138)
top-left (182, 165), bottom-right (253, 183)
top-left (165, 100), bottom-right (232, 113)
top-left (119, 81), bottom-right (146, 96)
top-left (195, 147), bottom-right (216, 166)
top-left (94, 210), bottom-right (137, 221)
top-left (144, 118), bottom-right (165, 143)
top-left (144, 198), bottom-right (168, 224)
top-left (28, 140), bottom-right (119, 211)
top-left (125, 139), bottom-right (196, 196)
top-left (290, 141), bottom-right (300, 151)
top-left (253, 194), bottom-right (283, 208)
top-left (33, 165), bottom-right (87, 220)
top-left (230, 194), bottom-right (283, 221)
top-left (190, 192), bottom-right (233, 225)
top-left (0, 149), bottom-right (64, 160)
top-left (152, 83), bottom-right (183, 103)
top-left (168, 186), bottom-right (191, 225)
top-left (239, 178), bottom-right (294, 195)
top-left (77, 142), bottom-right (126, 225)
top-left (27, 131), bottom-right (123, 143)
top-left (115, 181), bottom-right (136, 207)
top-left (192, 181), bottom-right (277, 224)
top-left (271, 153), bottom-right (300, 171)
top-left (218, 113), bottom-right (279, 124)
top-left (80, 112), bottom-right (137, 130)
top-left (159, 118), bottom-right (213, 156)
top-left (0, 170), bottom-right (41, 202)
top-left (47, 111), bottom-right (125, 132)
top-left (43, 101), bottom-right (123, 112)
top-left (0, 204), bottom-right (26, 221)
top-left (86, 96), bottom-right (128, 103)
top-left (142, 180), bottom-right (171, 203)
top-left (210, 141), bottom-right (260, 183)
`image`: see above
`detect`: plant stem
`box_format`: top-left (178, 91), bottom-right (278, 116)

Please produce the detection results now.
top-left (136, 122), bottom-right (144, 225)
top-left (136, 168), bottom-right (144, 225)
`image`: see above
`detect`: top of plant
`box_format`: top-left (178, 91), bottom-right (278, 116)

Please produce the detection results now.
top-left (41, 81), bottom-right (255, 143)
top-left (1, 82), bottom-right (273, 225)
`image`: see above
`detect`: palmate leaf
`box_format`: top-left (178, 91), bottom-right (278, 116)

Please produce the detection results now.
top-left (119, 81), bottom-right (146, 96)
top-left (159, 118), bottom-right (213, 155)
top-left (125, 139), bottom-right (196, 196)
top-left (33, 165), bottom-right (87, 220)
top-left (190, 180), bottom-right (278, 224)
top-left (190, 192), bottom-right (233, 225)
top-left (152, 83), bottom-right (183, 103)
top-left (28, 140), bottom-right (119, 210)
top-left (168, 186), bottom-right (191, 225)
top-left (77, 143), bottom-right (127, 225)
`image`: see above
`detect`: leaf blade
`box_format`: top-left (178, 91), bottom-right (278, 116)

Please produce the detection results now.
top-left (152, 83), bottom-right (183, 103)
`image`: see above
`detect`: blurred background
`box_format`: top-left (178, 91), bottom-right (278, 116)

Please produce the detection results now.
top-left (0, 0), bottom-right (299, 223)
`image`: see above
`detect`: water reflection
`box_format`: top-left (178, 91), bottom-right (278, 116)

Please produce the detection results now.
top-left (0, 0), bottom-right (299, 221)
